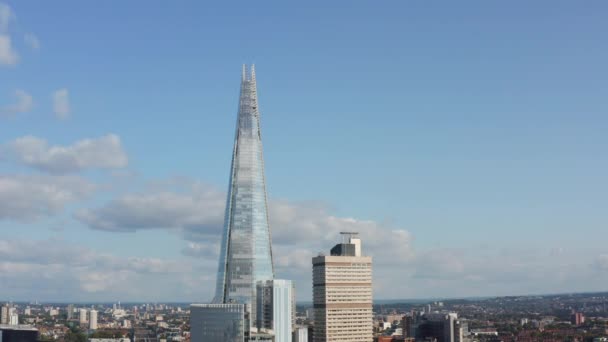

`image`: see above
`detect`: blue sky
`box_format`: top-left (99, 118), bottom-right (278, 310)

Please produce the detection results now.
top-left (1, 1), bottom-right (607, 302)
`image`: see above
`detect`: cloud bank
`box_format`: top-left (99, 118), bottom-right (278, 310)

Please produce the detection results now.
top-left (0, 174), bottom-right (95, 222)
top-left (2, 134), bottom-right (128, 174)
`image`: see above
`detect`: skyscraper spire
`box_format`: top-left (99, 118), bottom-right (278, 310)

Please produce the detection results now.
top-left (213, 66), bottom-right (274, 313)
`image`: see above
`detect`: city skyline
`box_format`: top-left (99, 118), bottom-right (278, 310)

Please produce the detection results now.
top-left (1, 1), bottom-right (608, 302)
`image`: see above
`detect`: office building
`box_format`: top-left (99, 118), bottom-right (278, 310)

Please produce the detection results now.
top-left (67, 304), bottom-right (74, 320)
top-left (402, 316), bottom-right (410, 337)
top-left (0, 325), bottom-right (38, 342)
top-left (190, 304), bottom-right (246, 342)
top-left (0, 305), bottom-right (9, 325)
top-left (415, 312), bottom-right (463, 342)
top-left (312, 233), bottom-right (373, 342)
top-left (384, 314), bottom-right (403, 324)
top-left (5, 308), bottom-right (17, 326)
top-left (571, 312), bottom-right (585, 326)
top-left (8, 313), bottom-right (19, 325)
top-left (257, 279), bottom-right (295, 342)
top-left (79, 309), bottom-right (87, 324)
top-left (7, 315), bottom-right (17, 326)
top-left (89, 310), bottom-right (98, 330)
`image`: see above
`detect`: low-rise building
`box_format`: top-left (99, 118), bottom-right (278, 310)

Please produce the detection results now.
top-left (0, 324), bottom-right (38, 342)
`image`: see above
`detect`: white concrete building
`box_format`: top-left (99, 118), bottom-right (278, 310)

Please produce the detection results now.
top-left (89, 310), bottom-right (98, 330)
top-left (79, 309), bottom-right (88, 324)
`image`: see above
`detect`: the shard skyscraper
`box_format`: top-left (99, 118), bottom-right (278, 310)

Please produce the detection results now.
top-left (213, 64), bottom-right (274, 308)
top-left (191, 66), bottom-right (294, 342)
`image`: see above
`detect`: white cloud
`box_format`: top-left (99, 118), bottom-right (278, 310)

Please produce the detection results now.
top-left (0, 238), bottom-right (199, 301)
top-left (0, 4), bottom-right (39, 64)
top-left (52, 88), bottom-right (70, 119)
top-left (3, 174), bottom-right (608, 300)
top-left (2, 134), bottom-right (128, 173)
top-left (268, 199), bottom-right (415, 265)
top-left (75, 181), bottom-right (416, 299)
top-left (69, 178), bottom-right (608, 300)
top-left (1, 89), bottom-right (33, 117)
top-left (0, 34), bottom-right (18, 65)
top-left (75, 182), bottom-right (225, 234)
top-left (74, 183), bottom-right (415, 267)
top-left (0, 174), bottom-right (95, 222)
top-left (0, 3), bottom-right (13, 32)
top-left (23, 32), bottom-right (39, 50)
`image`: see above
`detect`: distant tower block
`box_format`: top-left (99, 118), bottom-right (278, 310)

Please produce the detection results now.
top-left (79, 308), bottom-right (87, 324)
top-left (89, 310), bottom-right (98, 330)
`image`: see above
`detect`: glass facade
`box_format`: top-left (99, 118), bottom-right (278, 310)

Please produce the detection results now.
top-left (190, 304), bottom-right (245, 342)
top-left (214, 65), bottom-right (274, 314)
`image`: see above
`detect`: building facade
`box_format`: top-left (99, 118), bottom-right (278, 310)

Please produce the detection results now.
top-left (7, 315), bottom-right (17, 327)
top-left (190, 304), bottom-right (246, 342)
top-left (256, 279), bottom-right (295, 342)
top-left (67, 304), bottom-right (74, 320)
top-left (0, 325), bottom-right (38, 342)
top-left (571, 312), bottom-right (585, 325)
top-left (89, 310), bottom-right (98, 330)
top-left (312, 233), bottom-right (373, 342)
top-left (414, 312), bottom-right (463, 342)
top-left (79, 309), bottom-right (87, 324)
top-left (0, 305), bottom-right (8, 325)
top-left (213, 64), bottom-right (274, 315)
